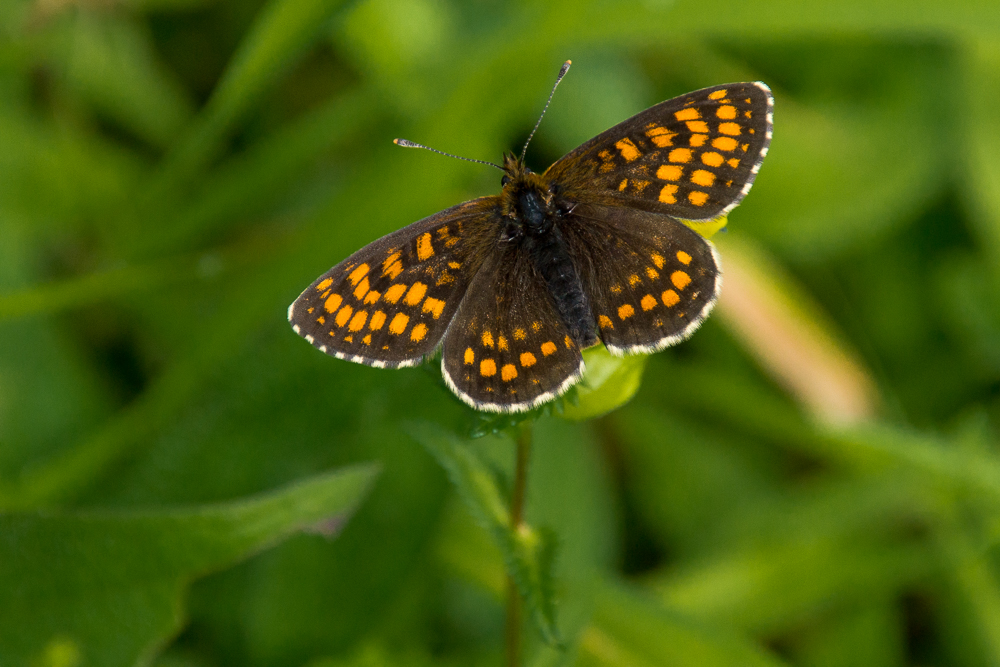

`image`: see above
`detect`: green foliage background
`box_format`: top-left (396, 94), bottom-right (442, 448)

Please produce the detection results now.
top-left (3, 0), bottom-right (1000, 665)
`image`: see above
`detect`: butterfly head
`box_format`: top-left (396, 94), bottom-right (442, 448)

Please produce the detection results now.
top-left (498, 152), bottom-right (558, 239)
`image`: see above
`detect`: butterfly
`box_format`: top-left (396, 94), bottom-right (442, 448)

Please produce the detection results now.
top-left (289, 62), bottom-right (773, 413)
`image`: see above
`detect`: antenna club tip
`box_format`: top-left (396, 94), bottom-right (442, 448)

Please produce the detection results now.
top-left (560, 60), bottom-right (571, 75)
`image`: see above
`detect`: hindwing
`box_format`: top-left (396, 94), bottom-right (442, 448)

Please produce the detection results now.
top-left (563, 203), bottom-right (721, 355)
top-left (441, 241), bottom-right (585, 413)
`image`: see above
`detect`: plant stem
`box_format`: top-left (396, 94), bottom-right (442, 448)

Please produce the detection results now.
top-left (506, 421), bottom-right (533, 667)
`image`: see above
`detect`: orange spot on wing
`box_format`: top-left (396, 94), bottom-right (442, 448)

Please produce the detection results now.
top-left (651, 253), bottom-right (665, 268)
top-left (324, 293), bottom-right (343, 313)
top-left (641, 294), bottom-right (657, 311)
top-left (448, 261), bottom-right (461, 269)
top-left (691, 169), bottom-right (716, 187)
top-left (383, 251), bottom-right (401, 270)
top-left (647, 126), bottom-right (677, 147)
top-left (464, 348), bottom-right (474, 364)
top-left (677, 251), bottom-right (692, 265)
top-left (348, 264), bottom-right (369, 286)
top-left (689, 133), bottom-right (708, 147)
top-left (615, 138), bottom-right (641, 161)
top-left (727, 158), bottom-right (741, 168)
top-left (384, 260), bottom-right (403, 279)
top-left (363, 334), bottom-right (371, 345)
top-left (520, 352), bottom-right (536, 367)
top-left (659, 184), bottom-right (678, 204)
top-left (514, 328), bottom-right (526, 340)
top-left (482, 331), bottom-right (494, 348)
top-left (416, 233), bottom-right (434, 260)
top-left (403, 282), bottom-right (427, 306)
top-left (708, 89), bottom-right (727, 100)
top-left (316, 316), bottom-right (325, 325)
top-left (410, 322), bottom-right (428, 342)
top-left (541, 341), bottom-right (557, 356)
top-left (628, 274), bottom-right (641, 286)
top-left (501, 364), bottom-right (518, 381)
top-left (388, 313), bottom-right (409, 334)
top-left (688, 191), bottom-right (709, 206)
top-left (384, 284), bottom-right (407, 303)
top-left (531, 321), bottom-right (542, 333)
top-left (316, 278), bottom-right (333, 291)
top-left (716, 105), bottom-right (737, 119)
top-left (498, 335), bottom-right (509, 351)
top-left (564, 336), bottom-right (573, 348)
top-left (646, 267), bottom-right (659, 279)
top-left (668, 148), bottom-right (692, 163)
top-left (335, 305), bottom-right (353, 327)
top-left (701, 152), bottom-right (724, 167)
top-left (598, 315), bottom-right (614, 329)
top-left (619, 179), bottom-right (628, 191)
top-left (686, 120), bottom-right (709, 133)
top-left (348, 310), bottom-right (368, 332)
top-left (657, 165), bottom-right (682, 181)
top-left (618, 304), bottom-right (634, 320)
top-left (713, 136), bottom-right (738, 151)
top-left (719, 122), bottom-right (742, 135)
top-left (422, 297), bottom-right (445, 319)
top-left (675, 107), bottom-right (700, 121)
top-left (370, 310), bottom-right (386, 330)
top-left (671, 271), bottom-right (692, 289)
top-left (363, 290), bottom-right (381, 304)
top-left (662, 290), bottom-right (680, 306)
top-left (353, 276), bottom-right (369, 300)
top-left (480, 359), bottom-right (497, 377)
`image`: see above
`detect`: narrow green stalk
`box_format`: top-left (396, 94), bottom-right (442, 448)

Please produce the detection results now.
top-left (507, 421), bottom-right (533, 667)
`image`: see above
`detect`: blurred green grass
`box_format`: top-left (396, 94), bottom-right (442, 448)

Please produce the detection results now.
top-left (2, 0), bottom-right (1000, 665)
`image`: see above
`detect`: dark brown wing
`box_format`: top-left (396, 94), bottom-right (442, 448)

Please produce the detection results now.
top-left (288, 197), bottom-right (500, 367)
top-left (545, 82), bottom-right (773, 221)
top-left (440, 239), bottom-right (584, 413)
top-left (561, 203), bottom-right (721, 355)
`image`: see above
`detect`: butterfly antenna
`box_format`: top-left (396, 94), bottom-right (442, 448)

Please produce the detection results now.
top-left (393, 138), bottom-right (503, 171)
top-left (520, 59), bottom-right (572, 162)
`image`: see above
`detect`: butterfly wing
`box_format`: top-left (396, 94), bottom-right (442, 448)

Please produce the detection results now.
top-left (440, 240), bottom-right (585, 412)
top-left (562, 202), bottom-right (720, 355)
top-left (288, 197), bottom-right (500, 367)
top-left (545, 82), bottom-right (773, 221)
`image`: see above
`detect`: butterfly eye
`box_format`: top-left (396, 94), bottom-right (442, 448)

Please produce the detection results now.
top-left (501, 175), bottom-right (511, 187)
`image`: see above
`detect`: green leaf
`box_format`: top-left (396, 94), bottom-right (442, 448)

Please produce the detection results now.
top-left (0, 464), bottom-right (379, 667)
top-left (153, 0), bottom-right (353, 190)
top-left (66, 14), bottom-right (194, 148)
top-left (820, 425), bottom-right (1000, 500)
top-left (409, 423), bottom-right (563, 647)
top-left (578, 580), bottom-right (790, 667)
top-left (560, 346), bottom-right (648, 421)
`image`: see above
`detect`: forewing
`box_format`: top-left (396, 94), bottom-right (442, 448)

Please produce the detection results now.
top-left (288, 197), bottom-right (500, 367)
top-left (441, 242), bottom-right (584, 413)
top-left (545, 82), bottom-right (773, 221)
top-left (563, 203), bottom-right (721, 355)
